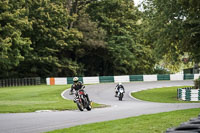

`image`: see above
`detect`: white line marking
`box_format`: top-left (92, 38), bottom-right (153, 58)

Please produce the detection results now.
top-left (128, 91), bottom-right (143, 101)
top-left (61, 88), bottom-right (71, 100)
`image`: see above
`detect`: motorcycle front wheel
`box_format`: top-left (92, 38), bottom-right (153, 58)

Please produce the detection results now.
top-left (85, 99), bottom-right (92, 111)
top-left (86, 105), bottom-right (92, 111)
top-left (76, 101), bottom-right (84, 111)
top-left (119, 93), bottom-right (123, 101)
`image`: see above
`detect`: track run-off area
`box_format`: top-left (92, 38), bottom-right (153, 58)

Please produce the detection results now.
top-left (1, 80), bottom-right (200, 133)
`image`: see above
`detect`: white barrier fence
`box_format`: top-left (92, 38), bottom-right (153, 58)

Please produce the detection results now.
top-left (170, 74), bottom-right (184, 81)
top-left (143, 75), bottom-right (157, 81)
top-left (83, 77), bottom-right (99, 84)
top-left (47, 74), bottom-right (200, 85)
top-left (114, 75), bottom-right (130, 83)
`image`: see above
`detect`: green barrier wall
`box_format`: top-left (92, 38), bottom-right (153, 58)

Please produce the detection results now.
top-left (199, 90), bottom-right (200, 101)
top-left (177, 88), bottom-right (182, 99)
top-left (184, 74), bottom-right (194, 80)
top-left (129, 75), bottom-right (143, 81)
top-left (157, 74), bottom-right (170, 80)
top-left (99, 76), bottom-right (114, 83)
top-left (185, 89), bottom-right (191, 101)
top-left (67, 77), bottom-right (83, 84)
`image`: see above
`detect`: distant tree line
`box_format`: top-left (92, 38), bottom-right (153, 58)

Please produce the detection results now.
top-left (0, 0), bottom-right (199, 78)
top-left (142, 0), bottom-right (200, 72)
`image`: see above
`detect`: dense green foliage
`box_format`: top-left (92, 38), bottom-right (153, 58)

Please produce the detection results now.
top-left (87, 0), bottom-right (156, 75)
top-left (0, 0), bottom-right (32, 77)
top-left (142, 0), bottom-right (200, 72)
top-left (1, 0), bottom-right (199, 78)
top-left (47, 108), bottom-right (200, 133)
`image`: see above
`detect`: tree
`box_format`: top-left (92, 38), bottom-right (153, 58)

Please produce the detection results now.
top-left (16, 0), bottom-right (83, 77)
top-left (0, 0), bottom-right (160, 78)
top-left (87, 0), bottom-right (156, 75)
top-left (142, 0), bottom-right (200, 72)
top-left (66, 0), bottom-right (98, 29)
top-left (0, 0), bottom-right (32, 78)
top-left (73, 11), bottom-right (107, 76)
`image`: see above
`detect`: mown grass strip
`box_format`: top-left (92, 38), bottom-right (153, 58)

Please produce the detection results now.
top-left (46, 108), bottom-right (200, 133)
top-left (131, 86), bottom-right (200, 103)
top-left (0, 85), bottom-right (102, 113)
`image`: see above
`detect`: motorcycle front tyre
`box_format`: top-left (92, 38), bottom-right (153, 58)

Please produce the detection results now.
top-left (86, 105), bottom-right (92, 111)
top-left (119, 93), bottom-right (123, 101)
top-left (76, 102), bottom-right (84, 111)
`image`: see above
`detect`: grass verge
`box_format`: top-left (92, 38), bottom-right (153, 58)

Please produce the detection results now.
top-left (46, 108), bottom-right (200, 133)
top-left (0, 85), bottom-right (103, 113)
top-left (131, 86), bottom-right (200, 103)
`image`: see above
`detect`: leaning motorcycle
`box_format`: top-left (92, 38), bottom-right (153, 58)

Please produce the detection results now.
top-left (74, 89), bottom-right (92, 111)
top-left (118, 88), bottom-right (125, 101)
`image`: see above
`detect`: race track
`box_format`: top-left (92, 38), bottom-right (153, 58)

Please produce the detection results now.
top-left (1, 80), bottom-right (200, 133)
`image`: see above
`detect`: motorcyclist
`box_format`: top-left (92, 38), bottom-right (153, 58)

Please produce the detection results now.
top-left (70, 77), bottom-right (90, 103)
top-left (115, 82), bottom-right (125, 97)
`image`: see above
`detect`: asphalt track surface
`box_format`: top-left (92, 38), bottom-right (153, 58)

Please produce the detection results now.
top-left (1, 80), bottom-right (200, 133)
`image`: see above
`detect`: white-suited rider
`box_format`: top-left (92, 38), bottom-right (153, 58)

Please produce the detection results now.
top-left (115, 82), bottom-right (125, 97)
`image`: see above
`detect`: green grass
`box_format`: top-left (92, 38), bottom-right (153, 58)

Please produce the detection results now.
top-left (131, 86), bottom-right (200, 103)
top-left (46, 108), bottom-right (200, 133)
top-left (0, 85), bottom-right (102, 113)
top-left (45, 85), bottom-right (200, 133)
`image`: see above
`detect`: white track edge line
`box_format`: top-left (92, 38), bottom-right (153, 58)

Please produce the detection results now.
top-left (61, 88), bottom-right (71, 100)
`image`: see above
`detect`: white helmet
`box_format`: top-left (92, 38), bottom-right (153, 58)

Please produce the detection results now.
top-left (73, 77), bottom-right (79, 82)
top-left (118, 82), bottom-right (122, 85)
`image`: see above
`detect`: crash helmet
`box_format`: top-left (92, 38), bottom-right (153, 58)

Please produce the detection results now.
top-left (73, 77), bottom-right (79, 82)
top-left (118, 82), bottom-right (122, 85)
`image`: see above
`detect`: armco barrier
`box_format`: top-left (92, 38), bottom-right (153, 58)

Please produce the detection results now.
top-left (114, 75), bottom-right (130, 83)
top-left (170, 74), bottom-right (184, 81)
top-left (46, 74), bottom-right (200, 85)
top-left (143, 75), bottom-right (157, 81)
top-left (99, 76), bottom-right (114, 83)
top-left (129, 75), bottom-right (143, 81)
top-left (83, 77), bottom-right (99, 84)
top-left (157, 74), bottom-right (170, 80)
top-left (55, 77), bottom-right (67, 85)
top-left (177, 87), bottom-right (200, 101)
top-left (184, 74), bottom-right (194, 80)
